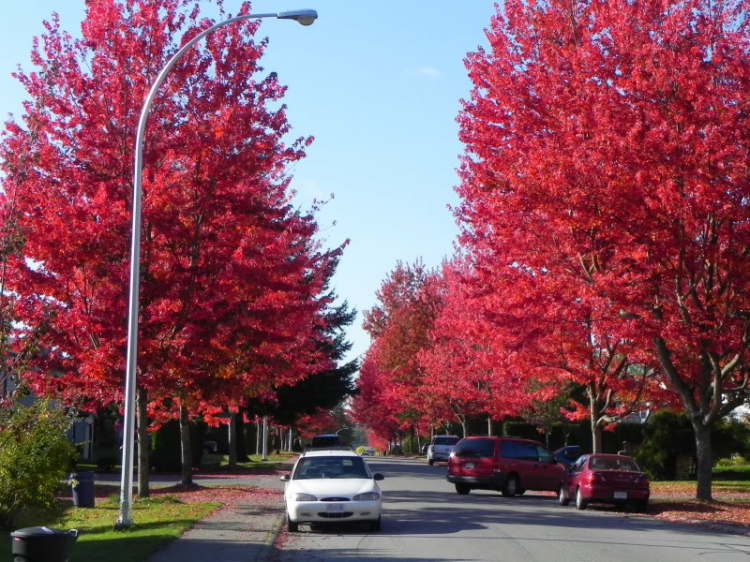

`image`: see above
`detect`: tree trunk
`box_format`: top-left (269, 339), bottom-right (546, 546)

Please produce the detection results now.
top-left (228, 412), bottom-right (237, 469)
top-left (136, 386), bottom-right (150, 498)
top-left (236, 413), bottom-right (249, 462)
top-left (179, 400), bottom-right (193, 486)
top-left (589, 389), bottom-right (602, 453)
top-left (256, 420), bottom-right (261, 457)
top-left (460, 419), bottom-right (468, 438)
top-left (590, 410), bottom-right (602, 453)
top-left (692, 417), bottom-right (713, 501)
top-left (487, 415), bottom-right (492, 436)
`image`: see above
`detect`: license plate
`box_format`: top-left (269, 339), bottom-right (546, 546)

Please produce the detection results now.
top-left (614, 491), bottom-right (627, 500)
top-left (465, 463), bottom-right (475, 469)
top-left (326, 503), bottom-right (345, 513)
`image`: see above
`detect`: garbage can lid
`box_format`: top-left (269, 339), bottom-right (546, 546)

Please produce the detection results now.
top-left (11, 527), bottom-right (74, 538)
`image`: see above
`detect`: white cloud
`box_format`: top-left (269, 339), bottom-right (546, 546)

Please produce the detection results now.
top-left (407, 66), bottom-right (442, 80)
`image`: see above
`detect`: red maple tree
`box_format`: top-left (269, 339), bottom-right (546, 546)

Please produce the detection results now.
top-left (456, 0), bottom-right (750, 499)
top-left (357, 261), bottom-right (445, 445)
top-left (1, 0), bottom-right (341, 489)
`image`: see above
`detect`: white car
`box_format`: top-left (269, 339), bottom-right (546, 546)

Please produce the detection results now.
top-left (427, 435), bottom-right (460, 465)
top-left (281, 449), bottom-right (385, 532)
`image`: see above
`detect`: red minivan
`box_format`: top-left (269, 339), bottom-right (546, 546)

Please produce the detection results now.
top-left (447, 436), bottom-right (565, 496)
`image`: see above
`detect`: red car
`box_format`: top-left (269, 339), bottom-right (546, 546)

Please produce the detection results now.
top-left (560, 454), bottom-right (649, 512)
top-left (447, 436), bottom-right (565, 496)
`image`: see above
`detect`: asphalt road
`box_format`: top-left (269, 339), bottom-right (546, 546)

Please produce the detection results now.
top-left (273, 456), bottom-right (750, 562)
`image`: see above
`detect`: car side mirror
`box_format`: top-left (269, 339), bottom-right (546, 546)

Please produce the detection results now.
top-left (373, 473), bottom-right (385, 481)
top-left (280, 474), bottom-right (290, 482)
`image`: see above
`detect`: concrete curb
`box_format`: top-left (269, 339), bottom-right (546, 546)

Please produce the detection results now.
top-left (256, 511), bottom-right (285, 561)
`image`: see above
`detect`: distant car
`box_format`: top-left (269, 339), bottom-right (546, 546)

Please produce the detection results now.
top-left (310, 434), bottom-right (342, 449)
top-left (281, 449), bottom-right (385, 532)
top-left (559, 454), bottom-right (650, 512)
top-left (360, 447), bottom-right (376, 456)
top-left (202, 440), bottom-right (218, 454)
top-left (554, 445), bottom-right (585, 467)
top-left (427, 436), bottom-right (460, 465)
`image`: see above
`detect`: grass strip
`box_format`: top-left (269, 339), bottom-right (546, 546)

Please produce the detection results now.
top-left (1, 494), bottom-right (219, 562)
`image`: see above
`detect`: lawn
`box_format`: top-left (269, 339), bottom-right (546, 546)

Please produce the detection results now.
top-left (200, 452), bottom-right (297, 471)
top-left (77, 451), bottom-right (297, 475)
top-left (652, 480), bottom-right (750, 496)
top-left (1, 492), bottom-right (219, 562)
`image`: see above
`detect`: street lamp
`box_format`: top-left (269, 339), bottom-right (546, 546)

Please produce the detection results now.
top-left (116, 8), bottom-right (318, 529)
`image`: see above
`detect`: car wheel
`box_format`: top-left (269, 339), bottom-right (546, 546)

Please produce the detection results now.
top-left (455, 484), bottom-right (470, 495)
top-left (502, 475), bottom-right (519, 497)
top-left (370, 517), bottom-right (381, 532)
top-left (559, 485), bottom-right (570, 506)
top-left (286, 512), bottom-right (299, 532)
top-left (428, 458), bottom-right (434, 466)
top-left (575, 488), bottom-right (588, 510)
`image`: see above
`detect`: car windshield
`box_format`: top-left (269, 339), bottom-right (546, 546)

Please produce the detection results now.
top-left (589, 456), bottom-right (640, 472)
top-left (434, 437), bottom-right (460, 446)
top-left (294, 456), bottom-right (371, 479)
top-left (560, 447), bottom-right (583, 459)
top-left (454, 438), bottom-right (495, 458)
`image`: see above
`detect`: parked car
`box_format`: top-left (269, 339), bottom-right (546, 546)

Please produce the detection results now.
top-left (554, 445), bottom-right (585, 467)
top-left (559, 454), bottom-right (649, 512)
top-left (427, 435), bottom-right (460, 465)
top-left (360, 447), bottom-right (376, 456)
top-left (447, 436), bottom-right (565, 496)
top-left (280, 449), bottom-right (385, 532)
top-left (310, 434), bottom-right (342, 449)
top-left (202, 440), bottom-right (218, 454)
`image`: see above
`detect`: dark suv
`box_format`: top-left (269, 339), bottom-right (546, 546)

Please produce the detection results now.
top-left (447, 436), bottom-right (565, 496)
top-left (310, 434), bottom-right (343, 449)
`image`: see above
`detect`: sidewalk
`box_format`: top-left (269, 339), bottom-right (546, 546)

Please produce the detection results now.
top-left (145, 459), bottom-right (295, 562)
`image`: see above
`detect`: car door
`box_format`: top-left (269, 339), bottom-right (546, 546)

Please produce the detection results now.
top-left (535, 444), bottom-right (564, 490)
top-left (566, 456), bottom-right (587, 498)
top-left (513, 441), bottom-right (544, 490)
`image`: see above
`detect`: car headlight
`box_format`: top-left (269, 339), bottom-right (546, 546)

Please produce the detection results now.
top-left (353, 492), bottom-right (380, 501)
top-left (294, 493), bottom-right (318, 501)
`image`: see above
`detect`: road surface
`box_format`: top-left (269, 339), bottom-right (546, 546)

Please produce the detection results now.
top-left (273, 456), bottom-right (750, 562)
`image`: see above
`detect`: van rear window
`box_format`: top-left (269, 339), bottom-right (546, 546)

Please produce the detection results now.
top-left (454, 439), bottom-right (495, 458)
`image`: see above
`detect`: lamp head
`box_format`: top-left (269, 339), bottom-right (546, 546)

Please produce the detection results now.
top-left (277, 9), bottom-right (318, 26)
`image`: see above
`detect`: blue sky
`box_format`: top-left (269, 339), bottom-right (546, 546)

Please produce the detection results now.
top-left (0, 1), bottom-right (497, 363)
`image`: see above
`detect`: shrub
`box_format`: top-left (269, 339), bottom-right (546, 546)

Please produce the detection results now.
top-left (636, 411), bottom-right (750, 480)
top-left (0, 400), bottom-right (76, 529)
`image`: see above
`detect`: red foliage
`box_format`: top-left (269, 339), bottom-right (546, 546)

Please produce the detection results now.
top-left (0, 0), bottom-right (341, 420)
top-left (354, 261), bottom-right (445, 442)
top-left (455, 0), bottom-right (750, 495)
top-left (295, 408), bottom-right (339, 440)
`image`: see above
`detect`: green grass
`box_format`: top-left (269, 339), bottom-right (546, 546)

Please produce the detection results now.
top-left (712, 465), bottom-right (750, 480)
top-left (200, 452), bottom-right (294, 471)
top-left (652, 479), bottom-right (750, 494)
top-left (1, 495), bottom-right (219, 562)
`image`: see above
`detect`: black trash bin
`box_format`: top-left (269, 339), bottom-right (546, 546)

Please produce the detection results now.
top-left (70, 471), bottom-right (95, 507)
top-left (11, 527), bottom-right (78, 562)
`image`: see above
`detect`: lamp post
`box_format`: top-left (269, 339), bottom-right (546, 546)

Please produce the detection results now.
top-left (116, 9), bottom-right (318, 529)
